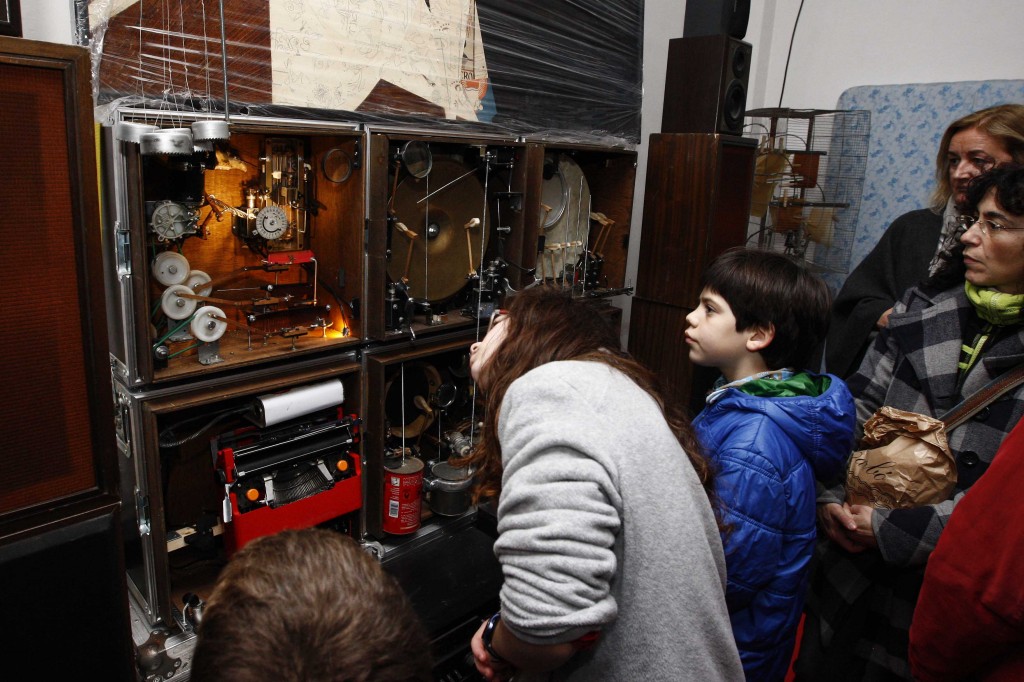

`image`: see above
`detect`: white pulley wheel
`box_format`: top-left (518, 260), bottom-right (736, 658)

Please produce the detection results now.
top-left (161, 284), bottom-right (198, 320)
top-left (185, 269), bottom-right (213, 297)
top-left (190, 306), bottom-right (228, 342)
top-left (151, 251), bottom-right (191, 286)
top-left (255, 205), bottom-right (288, 240)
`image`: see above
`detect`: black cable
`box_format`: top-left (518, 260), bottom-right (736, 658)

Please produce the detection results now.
top-left (777, 0), bottom-right (806, 108)
top-left (158, 405), bottom-right (252, 449)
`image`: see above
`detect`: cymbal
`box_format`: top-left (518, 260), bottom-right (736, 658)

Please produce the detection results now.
top-left (390, 157), bottom-right (489, 302)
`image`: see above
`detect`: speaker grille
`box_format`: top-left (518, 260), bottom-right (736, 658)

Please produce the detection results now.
top-left (662, 36), bottom-right (752, 135)
top-left (0, 62), bottom-right (99, 515)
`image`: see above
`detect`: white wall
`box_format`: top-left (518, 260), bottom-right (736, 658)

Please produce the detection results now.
top-left (749, 0), bottom-right (1024, 111)
top-left (619, 0), bottom-right (1024, 345)
top-left (21, 0), bottom-right (76, 44)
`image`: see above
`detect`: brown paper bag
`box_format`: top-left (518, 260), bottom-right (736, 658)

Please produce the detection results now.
top-left (845, 406), bottom-right (957, 510)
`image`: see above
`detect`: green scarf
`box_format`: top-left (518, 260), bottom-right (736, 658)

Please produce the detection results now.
top-left (964, 281), bottom-right (1024, 326)
top-left (739, 371), bottom-right (829, 398)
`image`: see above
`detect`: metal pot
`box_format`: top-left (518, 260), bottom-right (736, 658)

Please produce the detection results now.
top-left (423, 461), bottom-right (474, 517)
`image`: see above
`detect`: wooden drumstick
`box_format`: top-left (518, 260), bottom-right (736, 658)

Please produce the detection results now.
top-left (464, 217), bottom-right (481, 275)
top-left (394, 221), bottom-right (419, 283)
top-left (413, 394), bottom-right (434, 418)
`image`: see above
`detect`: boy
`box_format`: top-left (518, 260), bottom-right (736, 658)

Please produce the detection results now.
top-left (685, 247), bottom-right (856, 681)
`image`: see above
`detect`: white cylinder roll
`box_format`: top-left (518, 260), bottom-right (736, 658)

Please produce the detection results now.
top-left (251, 378), bottom-right (345, 427)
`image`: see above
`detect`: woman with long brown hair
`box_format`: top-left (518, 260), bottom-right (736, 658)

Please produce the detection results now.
top-left (460, 286), bottom-right (742, 681)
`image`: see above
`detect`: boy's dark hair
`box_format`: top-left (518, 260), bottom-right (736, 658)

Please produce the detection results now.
top-left (701, 247), bottom-right (831, 370)
top-left (190, 528), bottom-right (433, 682)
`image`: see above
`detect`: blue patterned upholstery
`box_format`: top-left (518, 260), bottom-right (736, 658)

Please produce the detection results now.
top-left (827, 80), bottom-right (1024, 291)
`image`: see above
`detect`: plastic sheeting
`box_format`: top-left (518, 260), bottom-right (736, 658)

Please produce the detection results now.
top-left (85, 0), bottom-right (643, 146)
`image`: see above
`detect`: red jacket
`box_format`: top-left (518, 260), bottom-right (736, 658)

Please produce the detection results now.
top-left (909, 419), bottom-right (1024, 681)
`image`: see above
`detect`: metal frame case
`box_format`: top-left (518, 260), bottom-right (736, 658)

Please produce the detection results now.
top-left (102, 111), bottom-right (367, 388)
top-left (114, 352), bottom-right (363, 633)
top-left (521, 141), bottom-right (638, 300)
top-left (98, 105), bottom-right (641, 680)
top-left (364, 128), bottom-right (528, 340)
top-left (361, 328), bottom-right (482, 540)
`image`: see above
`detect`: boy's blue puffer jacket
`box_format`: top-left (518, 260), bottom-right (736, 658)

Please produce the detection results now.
top-left (693, 373), bottom-right (856, 682)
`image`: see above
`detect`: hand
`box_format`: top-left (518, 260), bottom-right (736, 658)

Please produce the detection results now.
top-left (876, 307), bottom-right (893, 329)
top-left (471, 619), bottom-right (516, 681)
top-left (817, 502), bottom-right (866, 553)
top-left (843, 503), bottom-right (878, 550)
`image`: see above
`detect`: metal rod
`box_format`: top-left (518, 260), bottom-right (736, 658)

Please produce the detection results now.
top-left (218, 0), bottom-right (231, 122)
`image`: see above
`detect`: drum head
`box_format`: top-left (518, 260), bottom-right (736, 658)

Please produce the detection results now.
top-left (542, 155), bottom-right (590, 278)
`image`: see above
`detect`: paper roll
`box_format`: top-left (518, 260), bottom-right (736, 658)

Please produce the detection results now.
top-left (252, 379), bottom-right (345, 427)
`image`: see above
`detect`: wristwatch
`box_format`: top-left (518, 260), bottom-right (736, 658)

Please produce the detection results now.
top-left (482, 612), bottom-right (507, 663)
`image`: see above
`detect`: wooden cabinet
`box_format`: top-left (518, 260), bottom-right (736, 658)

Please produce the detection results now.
top-left (0, 36), bottom-right (133, 679)
top-left (629, 133), bottom-right (755, 414)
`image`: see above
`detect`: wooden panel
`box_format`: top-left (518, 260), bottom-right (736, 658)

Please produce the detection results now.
top-left (630, 133), bottom-right (755, 410)
top-left (628, 297), bottom-right (719, 417)
top-left (0, 38), bottom-right (116, 519)
top-left (0, 503), bottom-right (134, 679)
top-left (634, 133), bottom-right (755, 309)
top-left (580, 152), bottom-right (637, 290)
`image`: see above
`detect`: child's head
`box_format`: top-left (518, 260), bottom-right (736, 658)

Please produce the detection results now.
top-left (687, 247), bottom-right (831, 373)
top-left (190, 528), bottom-right (433, 682)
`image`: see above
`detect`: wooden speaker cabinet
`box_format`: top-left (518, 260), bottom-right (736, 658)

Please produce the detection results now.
top-left (0, 36), bottom-right (132, 677)
top-left (629, 133), bottom-right (755, 413)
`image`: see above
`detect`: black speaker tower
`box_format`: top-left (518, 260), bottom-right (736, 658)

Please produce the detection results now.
top-left (662, 35), bottom-right (751, 136)
top-left (684, 0), bottom-right (750, 39)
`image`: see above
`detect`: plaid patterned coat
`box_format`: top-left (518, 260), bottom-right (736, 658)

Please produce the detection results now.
top-left (802, 283), bottom-right (1024, 681)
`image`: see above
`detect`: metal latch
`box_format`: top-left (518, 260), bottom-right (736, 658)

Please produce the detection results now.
top-left (115, 219), bottom-right (132, 277)
top-left (114, 390), bottom-right (132, 456)
top-left (135, 487), bottom-right (151, 537)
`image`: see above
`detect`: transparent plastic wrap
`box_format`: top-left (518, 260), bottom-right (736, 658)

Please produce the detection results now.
top-left (84, 0), bottom-right (642, 146)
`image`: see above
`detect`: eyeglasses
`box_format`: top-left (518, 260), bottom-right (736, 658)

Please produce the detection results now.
top-left (954, 214), bottom-right (1024, 238)
top-left (487, 309), bottom-right (508, 334)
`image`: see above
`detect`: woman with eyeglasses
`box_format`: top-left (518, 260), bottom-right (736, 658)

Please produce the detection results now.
top-left (826, 104), bottom-right (1024, 379)
top-left (459, 286), bottom-right (743, 681)
top-left (795, 165), bottom-right (1024, 682)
